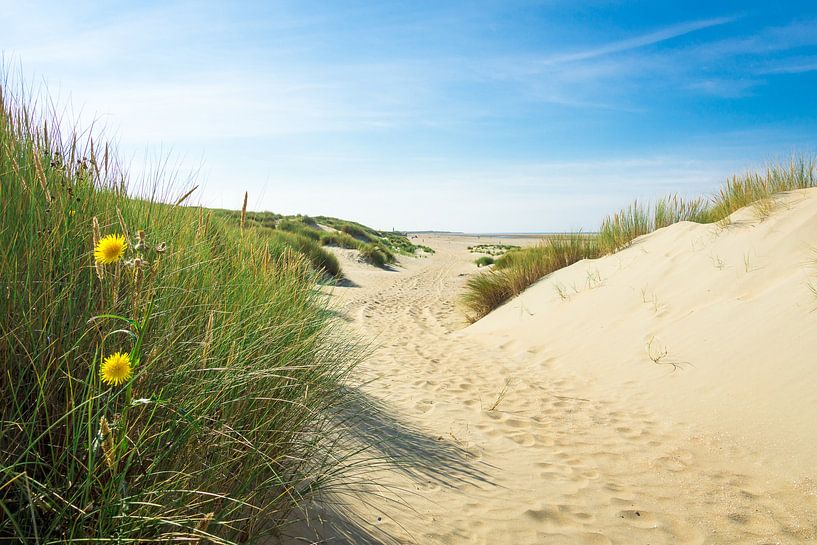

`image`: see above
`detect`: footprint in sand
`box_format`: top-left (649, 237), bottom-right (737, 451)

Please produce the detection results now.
top-left (415, 399), bottom-right (435, 414)
top-left (617, 509), bottom-right (659, 529)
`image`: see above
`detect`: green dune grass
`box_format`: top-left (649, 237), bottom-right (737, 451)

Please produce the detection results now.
top-left (0, 81), bottom-right (365, 542)
top-left (215, 211), bottom-right (430, 268)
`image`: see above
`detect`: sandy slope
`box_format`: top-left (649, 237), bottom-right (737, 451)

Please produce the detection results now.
top-left (300, 192), bottom-right (817, 544)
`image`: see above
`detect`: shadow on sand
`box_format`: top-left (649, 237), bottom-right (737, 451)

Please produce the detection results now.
top-left (337, 386), bottom-right (493, 487)
top-left (282, 386), bottom-right (494, 544)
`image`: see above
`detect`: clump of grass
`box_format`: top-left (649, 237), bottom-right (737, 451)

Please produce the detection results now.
top-left (462, 234), bottom-right (599, 320)
top-left (475, 256), bottom-right (494, 267)
top-left (358, 244), bottom-right (395, 267)
top-left (600, 159), bottom-right (817, 254)
top-left (266, 230), bottom-right (343, 278)
top-left (598, 195), bottom-right (711, 254)
top-left (277, 217), bottom-right (322, 241)
top-left (461, 273), bottom-right (514, 320)
top-left (709, 158), bottom-right (816, 223)
top-left (320, 231), bottom-right (360, 249)
top-left (0, 76), bottom-right (363, 542)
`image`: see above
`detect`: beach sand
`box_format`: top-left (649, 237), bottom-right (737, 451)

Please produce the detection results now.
top-left (294, 189), bottom-right (817, 544)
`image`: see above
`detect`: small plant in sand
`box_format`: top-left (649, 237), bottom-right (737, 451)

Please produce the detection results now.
top-left (640, 287), bottom-right (663, 313)
top-left (487, 377), bottom-right (513, 411)
top-left (645, 337), bottom-right (687, 370)
top-left (585, 268), bottom-right (603, 289)
top-left (711, 255), bottom-right (727, 270)
top-left (744, 252), bottom-right (751, 272)
top-left (753, 197), bottom-right (776, 221)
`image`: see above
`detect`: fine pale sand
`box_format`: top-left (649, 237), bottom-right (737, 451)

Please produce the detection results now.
top-left (296, 189), bottom-right (817, 544)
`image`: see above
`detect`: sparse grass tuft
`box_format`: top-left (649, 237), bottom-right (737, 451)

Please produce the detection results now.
top-left (475, 256), bottom-right (495, 267)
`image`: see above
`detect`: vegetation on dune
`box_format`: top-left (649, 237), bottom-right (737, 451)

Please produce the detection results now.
top-left (462, 235), bottom-right (599, 320)
top-left (359, 243), bottom-right (394, 268)
top-left (316, 217), bottom-right (434, 258)
top-left (598, 195), bottom-right (711, 254)
top-left (216, 211), bottom-right (430, 269)
top-left (276, 217), bottom-right (323, 241)
top-left (475, 256), bottom-right (495, 267)
top-left (463, 157), bottom-right (817, 321)
top-left (0, 81), bottom-right (364, 542)
top-left (214, 211), bottom-right (343, 278)
top-left (266, 230), bottom-right (343, 278)
top-left (320, 230), bottom-right (361, 249)
top-left (709, 158), bottom-right (816, 223)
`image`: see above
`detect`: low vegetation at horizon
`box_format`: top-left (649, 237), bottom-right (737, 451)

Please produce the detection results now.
top-left (468, 243), bottom-right (521, 256)
top-left (215, 209), bottom-right (433, 271)
top-left (0, 80), bottom-right (371, 542)
top-left (463, 157), bottom-right (817, 321)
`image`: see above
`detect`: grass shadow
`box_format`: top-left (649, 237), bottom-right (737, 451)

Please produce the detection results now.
top-left (333, 277), bottom-right (361, 288)
top-left (336, 386), bottom-right (494, 488)
top-left (285, 386), bottom-right (495, 544)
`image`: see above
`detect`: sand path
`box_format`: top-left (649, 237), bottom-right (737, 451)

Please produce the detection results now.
top-left (316, 233), bottom-right (816, 545)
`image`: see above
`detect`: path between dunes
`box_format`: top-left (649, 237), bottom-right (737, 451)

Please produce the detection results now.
top-left (300, 205), bottom-right (817, 544)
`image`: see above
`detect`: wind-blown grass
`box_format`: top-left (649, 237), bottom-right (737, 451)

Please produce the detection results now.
top-left (462, 235), bottom-right (599, 321)
top-left (463, 157), bottom-right (817, 320)
top-left (709, 157), bottom-right (816, 223)
top-left (266, 229), bottom-right (343, 278)
top-left (598, 195), bottom-right (711, 254)
top-left (0, 79), bottom-right (363, 542)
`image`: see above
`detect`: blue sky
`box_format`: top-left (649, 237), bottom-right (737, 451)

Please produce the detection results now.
top-left (3, 1), bottom-right (817, 231)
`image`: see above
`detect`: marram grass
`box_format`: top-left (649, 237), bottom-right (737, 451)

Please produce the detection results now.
top-left (0, 76), bottom-right (365, 543)
top-left (463, 157), bottom-right (817, 320)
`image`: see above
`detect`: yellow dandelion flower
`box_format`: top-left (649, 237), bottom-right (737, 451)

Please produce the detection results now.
top-left (94, 234), bottom-right (127, 264)
top-left (100, 352), bottom-right (132, 386)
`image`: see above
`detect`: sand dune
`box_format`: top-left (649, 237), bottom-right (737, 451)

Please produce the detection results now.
top-left (468, 188), bottom-right (817, 480)
top-left (303, 190), bottom-right (817, 544)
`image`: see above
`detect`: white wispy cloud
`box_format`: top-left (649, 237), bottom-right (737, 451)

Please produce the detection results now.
top-left (537, 16), bottom-right (738, 66)
top-left (762, 60), bottom-right (817, 74)
top-left (2, 2), bottom-right (814, 231)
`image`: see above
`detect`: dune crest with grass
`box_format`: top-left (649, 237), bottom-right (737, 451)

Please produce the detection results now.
top-left (468, 187), bottom-right (817, 478)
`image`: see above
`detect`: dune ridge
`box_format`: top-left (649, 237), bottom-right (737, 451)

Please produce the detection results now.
top-left (467, 188), bottom-right (817, 479)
